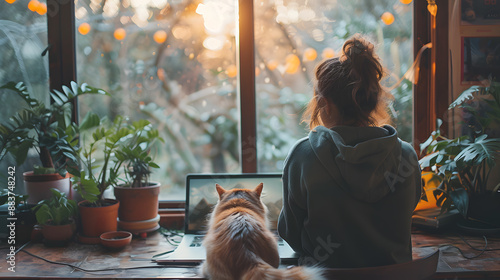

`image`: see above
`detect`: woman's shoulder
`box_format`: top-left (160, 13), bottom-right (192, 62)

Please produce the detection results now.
top-left (398, 138), bottom-right (418, 160)
top-left (284, 137), bottom-right (316, 164)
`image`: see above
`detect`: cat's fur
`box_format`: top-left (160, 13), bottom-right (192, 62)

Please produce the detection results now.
top-left (199, 183), bottom-right (325, 280)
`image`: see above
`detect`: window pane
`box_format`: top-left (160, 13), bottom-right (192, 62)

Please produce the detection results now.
top-left (75, 0), bottom-right (239, 200)
top-left (0, 1), bottom-right (49, 192)
top-left (255, 0), bottom-right (414, 172)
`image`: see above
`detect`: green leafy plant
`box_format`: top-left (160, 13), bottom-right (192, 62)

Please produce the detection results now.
top-left (34, 188), bottom-right (77, 226)
top-left (0, 189), bottom-right (29, 208)
top-left (420, 81), bottom-right (500, 218)
top-left (71, 115), bottom-right (162, 204)
top-left (0, 82), bottom-right (109, 176)
top-left (116, 119), bottom-right (163, 188)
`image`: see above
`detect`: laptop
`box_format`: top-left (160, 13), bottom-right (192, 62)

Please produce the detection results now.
top-left (153, 173), bottom-right (299, 264)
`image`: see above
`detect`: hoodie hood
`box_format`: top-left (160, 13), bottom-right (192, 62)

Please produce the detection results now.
top-left (308, 125), bottom-right (402, 203)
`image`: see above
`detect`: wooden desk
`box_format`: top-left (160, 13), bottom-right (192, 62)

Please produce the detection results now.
top-left (1, 229), bottom-right (499, 279)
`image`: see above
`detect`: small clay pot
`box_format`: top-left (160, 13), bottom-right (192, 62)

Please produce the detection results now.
top-left (100, 231), bottom-right (132, 249)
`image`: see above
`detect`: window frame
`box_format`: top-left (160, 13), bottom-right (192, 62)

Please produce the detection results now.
top-left (412, 0), bottom-right (449, 153)
top-left (48, 0), bottom-right (445, 201)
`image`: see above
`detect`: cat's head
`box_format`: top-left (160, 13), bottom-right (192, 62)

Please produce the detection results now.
top-left (213, 183), bottom-right (267, 215)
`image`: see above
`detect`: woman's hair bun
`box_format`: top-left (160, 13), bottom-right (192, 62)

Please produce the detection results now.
top-left (341, 34), bottom-right (374, 62)
top-left (341, 33), bottom-right (383, 82)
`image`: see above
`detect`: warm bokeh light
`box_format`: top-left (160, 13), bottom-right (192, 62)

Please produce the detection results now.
top-left (35, 2), bottom-right (47, 15)
top-left (255, 67), bottom-right (260, 77)
top-left (28, 0), bottom-right (39, 12)
top-left (5, 0), bottom-right (16, 4)
top-left (196, 3), bottom-right (223, 34)
top-left (400, 0), bottom-right (412, 4)
top-left (285, 54), bottom-right (300, 74)
top-left (381, 12), bottom-right (395, 25)
top-left (226, 65), bottom-right (237, 78)
top-left (153, 30), bottom-right (167, 44)
top-left (303, 48), bottom-right (317, 61)
top-left (114, 28), bottom-right (127, 40)
top-left (322, 48), bottom-right (335, 59)
top-left (203, 37), bottom-right (224, 51)
top-left (78, 23), bottom-right (91, 35)
top-left (267, 60), bottom-right (278, 71)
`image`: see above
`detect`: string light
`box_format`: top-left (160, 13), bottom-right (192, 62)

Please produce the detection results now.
top-left (28, 0), bottom-right (38, 11)
top-left (114, 28), bottom-right (126, 40)
top-left (78, 23), bottom-right (91, 35)
top-left (153, 30), bottom-right (167, 44)
top-left (35, 2), bottom-right (46, 15)
top-left (5, 0), bottom-right (16, 4)
top-left (381, 12), bottom-right (395, 25)
top-left (400, 0), bottom-right (412, 4)
top-left (285, 54), bottom-right (300, 74)
top-left (303, 48), bottom-right (317, 61)
top-left (322, 48), bottom-right (335, 59)
top-left (226, 65), bottom-right (237, 78)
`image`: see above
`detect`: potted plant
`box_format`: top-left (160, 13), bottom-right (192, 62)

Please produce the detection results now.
top-left (0, 190), bottom-right (35, 244)
top-left (420, 81), bottom-right (500, 229)
top-left (0, 82), bottom-right (108, 203)
top-left (34, 188), bottom-right (78, 246)
top-left (113, 120), bottom-right (163, 234)
top-left (71, 114), bottom-right (159, 241)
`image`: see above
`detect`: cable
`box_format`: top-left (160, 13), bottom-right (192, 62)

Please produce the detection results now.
top-left (19, 248), bottom-right (198, 273)
top-left (458, 234), bottom-right (500, 252)
top-left (427, 235), bottom-right (489, 259)
top-left (159, 227), bottom-right (183, 247)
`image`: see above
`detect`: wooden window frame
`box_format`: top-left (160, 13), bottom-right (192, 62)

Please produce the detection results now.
top-left (413, 0), bottom-right (449, 154)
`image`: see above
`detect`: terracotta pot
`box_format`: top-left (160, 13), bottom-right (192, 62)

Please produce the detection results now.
top-left (114, 182), bottom-right (160, 222)
top-left (41, 220), bottom-right (76, 245)
top-left (100, 231), bottom-right (132, 249)
top-left (23, 171), bottom-right (71, 204)
top-left (78, 199), bottom-right (119, 238)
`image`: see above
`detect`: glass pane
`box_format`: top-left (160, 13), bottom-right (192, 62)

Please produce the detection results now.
top-left (0, 1), bottom-right (49, 192)
top-left (75, 0), bottom-right (239, 199)
top-left (255, 0), bottom-right (414, 172)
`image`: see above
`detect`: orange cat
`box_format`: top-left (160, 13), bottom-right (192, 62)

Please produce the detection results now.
top-left (199, 183), bottom-right (325, 280)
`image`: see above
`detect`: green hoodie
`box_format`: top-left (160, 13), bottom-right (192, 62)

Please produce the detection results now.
top-left (278, 125), bottom-right (422, 268)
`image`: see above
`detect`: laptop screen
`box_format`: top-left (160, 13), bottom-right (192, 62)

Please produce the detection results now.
top-left (185, 173), bottom-right (283, 234)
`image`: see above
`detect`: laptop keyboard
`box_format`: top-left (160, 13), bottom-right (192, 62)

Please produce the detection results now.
top-left (189, 236), bottom-right (204, 247)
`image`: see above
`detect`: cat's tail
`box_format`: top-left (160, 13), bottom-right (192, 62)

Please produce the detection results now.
top-left (242, 262), bottom-right (326, 280)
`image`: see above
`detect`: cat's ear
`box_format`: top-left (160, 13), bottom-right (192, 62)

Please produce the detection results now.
top-left (216, 184), bottom-right (226, 198)
top-left (254, 183), bottom-right (263, 197)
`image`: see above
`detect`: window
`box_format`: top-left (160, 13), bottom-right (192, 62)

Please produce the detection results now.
top-left (75, 0), bottom-right (239, 199)
top-left (0, 0), bottom-right (49, 192)
top-left (1, 0), bottom-right (415, 199)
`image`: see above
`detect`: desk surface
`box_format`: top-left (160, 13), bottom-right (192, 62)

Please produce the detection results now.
top-left (1, 229), bottom-right (500, 279)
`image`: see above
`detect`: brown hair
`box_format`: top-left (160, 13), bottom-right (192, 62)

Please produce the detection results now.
top-left (303, 34), bottom-right (392, 129)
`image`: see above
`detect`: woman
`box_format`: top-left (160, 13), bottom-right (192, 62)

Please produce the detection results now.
top-left (278, 34), bottom-right (422, 268)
